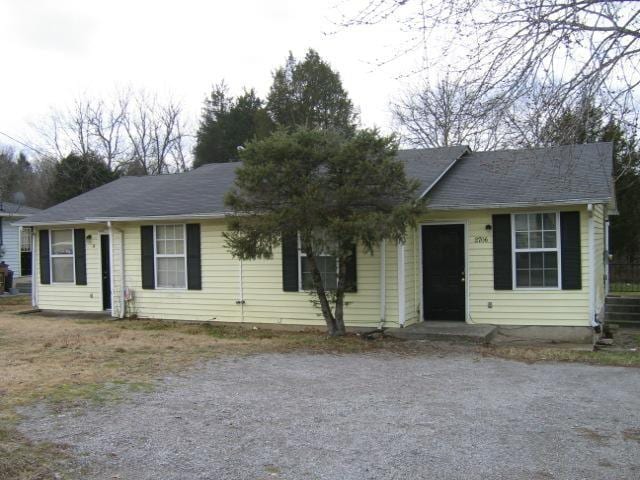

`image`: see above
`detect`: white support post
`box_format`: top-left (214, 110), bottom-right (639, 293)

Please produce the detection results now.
top-left (379, 240), bottom-right (386, 328)
top-left (397, 241), bottom-right (406, 327)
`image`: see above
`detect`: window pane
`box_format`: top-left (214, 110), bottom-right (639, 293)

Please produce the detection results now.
top-left (543, 252), bottom-right (558, 269)
top-left (544, 269), bottom-right (558, 287)
top-left (514, 214), bottom-right (528, 231)
top-left (300, 255), bottom-right (337, 290)
top-left (156, 257), bottom-right (186, 288)
top-left (529, 213), bottom-right (543, 231)
top-left (530, 252), bottom-right (543, 268)
top-left (52, 257), bottom-right (74, 282)
top-left (529, 231), bottom-right (542, 248)
top-left (543, 231), bottom-right (557, 248)
top-left (516, 269), bottom-right (529, 287)
top-left (51, 230), bottom-right (73, 254)
top-left (516, 252), bottom-right (529, 269)
top-left (515, 232), bottom-right (528, 249)
top-left (530, 269), bottom-right (543, 287)
top-left (543, 213), bottom-right (556, 230)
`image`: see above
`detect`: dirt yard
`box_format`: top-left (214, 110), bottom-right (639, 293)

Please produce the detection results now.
top-left (1, 298), bottom-right (639, 479)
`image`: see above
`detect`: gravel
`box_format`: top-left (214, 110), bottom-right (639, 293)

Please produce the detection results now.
top-left (19, 352), bottom-right (640, 479)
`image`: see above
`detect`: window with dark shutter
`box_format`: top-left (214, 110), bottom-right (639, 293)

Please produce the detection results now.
top-left (282, 234), bottom-right (299, 292)
top-left (560, 211), bottom-right (582, 290)
top-left (186, 224), bottom-right (201, 290)
top-left (39, 229), bottom-right (50, 285)
top-left (492, 214), bottom-right (512, 290)
top-left (140, 226), bottom-right (155, 289)
top-left (73, 229), bottom-right (87, 285)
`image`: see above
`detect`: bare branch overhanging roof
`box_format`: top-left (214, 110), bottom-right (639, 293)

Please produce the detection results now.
top-left (19, 143), bottom-right (614, 226)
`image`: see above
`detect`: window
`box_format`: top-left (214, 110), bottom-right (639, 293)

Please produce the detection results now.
top-left (298, 236), bottom-right (337, 291)
top-left (50, 229), bottom-right (74, 283)
top-left (20, 227), bottom-right (33, 252)
top-left (154, 225), bottom-right (186, 289)
top-left (513, 213), bottom-right (560, 288)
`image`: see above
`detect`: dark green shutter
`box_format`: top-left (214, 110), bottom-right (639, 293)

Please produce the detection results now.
top-left (560, 211), bottom-right (582, 290)
top-left (39, 229), bottom-right (50, 285)
top-left (140, 226), bottom-right (155, 289)
top-left (73, 229), bottom-right (87, 285)
top-left (186, 224), bottom-right (201, 290)
top-left (282, 234), bottom-right (299, 292)
top-left (345, 244), bottom-right (357, 292)
top-left (492, 214), bottom-right (512, 290)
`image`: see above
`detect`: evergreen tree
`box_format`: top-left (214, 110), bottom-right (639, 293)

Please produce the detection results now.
top-left (267, 49), bottom-right (358, 134)
top-left (224, 128), bottom-right (424, 336)
top-left (49, 152), bottom-right (118, 204)
top-left (193, 84), bottom-right (274, 167)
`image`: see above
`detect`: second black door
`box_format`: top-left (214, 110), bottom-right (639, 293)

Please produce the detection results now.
top-left (101, 235), bottom-right (111, 311)
top-left (422, 224), bottom-right (465, 321)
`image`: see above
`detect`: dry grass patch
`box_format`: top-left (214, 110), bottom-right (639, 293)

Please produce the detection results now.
top-left (0, 308), bottom-right (404, 479)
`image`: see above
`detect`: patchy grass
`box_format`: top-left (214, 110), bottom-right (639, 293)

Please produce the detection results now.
top-left (0, 308), bottom-right (404, 479)
top-left (0, 295), bottom-right (30, 306)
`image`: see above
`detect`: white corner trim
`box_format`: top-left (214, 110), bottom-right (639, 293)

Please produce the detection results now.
top-left (397, 241), bottom-right (406, 327)
top-left (31, 229), bottom-right (37, 307)
top-left (107, 221), bottom-right (116, 318)
top-left (588, 204), bottom-right (597, 326)
top-left (380, 240), bottom-right (386, 328)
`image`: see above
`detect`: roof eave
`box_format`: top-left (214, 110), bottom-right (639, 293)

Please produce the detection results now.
top-left (425, 197), bottom-right (612, 211)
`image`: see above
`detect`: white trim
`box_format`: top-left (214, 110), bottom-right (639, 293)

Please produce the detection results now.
top-left (49, 228), bottom-right (75, 284)
top-left (153, 224), bottom-right (188, 290)
top-left (31, 229), bottom-right (37, 307)
top-left (379, 240), bottom-right (386, 328)
top-left (107, 223), bottom-right (115, 316)
top-left (87, 213), bottom-right (228, 222)
top-left (397, 241), bottom-right (406, 326)
top-left (510, 212), bottom-right (562, 290)
top-left (605, 215), bottom-right (610, 295)
top-left (588, 204), bottom-right (597, 326)
top-left (426, 198), bottom-right (611, 211)
top-left (418, 221), bottom-right (469, 323)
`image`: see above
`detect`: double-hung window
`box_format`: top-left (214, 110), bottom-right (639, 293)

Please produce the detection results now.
top-left (298, 235), bottom-right (338, 291)
top-left (513, 212), bottom-right (560, 288)
top-left (50, 229), bottom-right (75, 283)
top-left (155, 225), bottom-right (186, 289)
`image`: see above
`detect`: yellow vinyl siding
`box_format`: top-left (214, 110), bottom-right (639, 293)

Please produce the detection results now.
top-left (35, 226), bottom-right (105, 312)
top-left (593, 204), bottom-right (606, 318)
top-left (33, 203), bottom-right (605, 329)
top-left (415, 205), bottom-right (594, 326)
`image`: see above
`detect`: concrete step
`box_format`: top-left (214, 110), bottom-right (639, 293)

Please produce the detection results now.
top-left (606, 304), bottom-right (640, 314)
top-left (606, 296), bottom-right (640, 306)
top-left (386, 322), bottom-right (496, 344)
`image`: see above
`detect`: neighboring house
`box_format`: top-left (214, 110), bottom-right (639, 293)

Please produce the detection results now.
top-left (18, 143), bottom-right (614, 342)
top-left (0, 201), bottom-right (41, 280)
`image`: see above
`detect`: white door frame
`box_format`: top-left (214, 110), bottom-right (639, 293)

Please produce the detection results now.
top-left (418, 221), bottom-right (470, 323)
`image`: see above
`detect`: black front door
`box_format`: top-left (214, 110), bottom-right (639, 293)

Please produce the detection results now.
top-left (101, 235), bottom-right (111, 310)
top-left (422, 224), bottom-right (465, 321)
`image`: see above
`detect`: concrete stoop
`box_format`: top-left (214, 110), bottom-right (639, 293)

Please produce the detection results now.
top-left (386, 322), bottom-right (496, 344)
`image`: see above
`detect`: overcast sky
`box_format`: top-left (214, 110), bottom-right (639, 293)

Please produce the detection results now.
top-left (0, 0), bottom-right (424, 155)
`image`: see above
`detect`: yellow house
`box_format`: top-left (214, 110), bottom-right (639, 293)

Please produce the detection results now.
top-left (18, 143), bottom-right (615, 343)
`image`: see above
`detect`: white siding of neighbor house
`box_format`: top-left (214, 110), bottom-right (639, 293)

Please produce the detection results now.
top-left (33, 203), bottom-right (605, 329)
top-left (1, 218), bottom-right (22, 279)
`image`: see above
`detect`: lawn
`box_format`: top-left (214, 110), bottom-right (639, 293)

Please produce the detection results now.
top-left (1, 297), bottom-right (639, 479)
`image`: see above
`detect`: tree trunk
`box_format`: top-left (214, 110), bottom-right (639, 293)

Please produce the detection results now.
top-left (333, 257), bottom-right (348, 336)
top-left (304, 251), bottom-right (340, 336)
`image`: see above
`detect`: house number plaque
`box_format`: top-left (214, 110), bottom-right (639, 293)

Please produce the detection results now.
top-left (474, 236), bottom-right (489, 244)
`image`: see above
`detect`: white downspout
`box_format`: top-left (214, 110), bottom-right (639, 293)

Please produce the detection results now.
top-left (397, 241), bottom-right (406, 327)
top-left (31, 228), bottom-right (37, 307)
top-left (120, 229), bottom-right (125, 318)
top-left (605, 216), bottom-right (610, 295)
top-left (238, 259), bottom-right (245, 322)
top-left (107, 221), bottom-right (116, 318)
top-left (587, 204), bottom-right (597, 327)
top-left (379, 240), bottom-right (386, 329)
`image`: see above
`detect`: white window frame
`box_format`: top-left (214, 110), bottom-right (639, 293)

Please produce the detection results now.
top-left (297, 234), bottom-right (339, 292)
top-left (153, 224), bottom-right (188, 290)
top-left (50, 228), bottom-right (75, 284)
top-left (511, 211), bottom-right (562, 290)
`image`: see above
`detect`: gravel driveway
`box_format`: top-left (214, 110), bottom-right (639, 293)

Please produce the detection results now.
top-left (20, 352), bottom-right (640, 479)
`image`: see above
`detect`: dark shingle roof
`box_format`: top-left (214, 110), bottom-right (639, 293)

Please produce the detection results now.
top-left (0, 201), bottom-right (41, 217)
top-left (19, 143), bottom-right (614, 225)
top-left (426, 143), bottom-right (614, 209)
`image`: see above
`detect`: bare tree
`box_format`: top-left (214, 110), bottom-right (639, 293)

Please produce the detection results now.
top-left (392, 76), bottom-right (508, 150)
top-left (340, 0), bottom-right (640, 120)
top-left (32, 88), bottom-right (191, 174)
